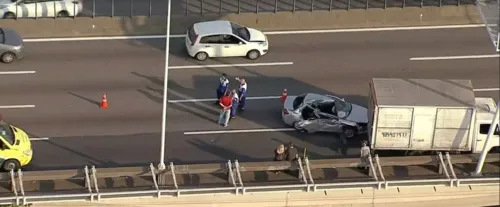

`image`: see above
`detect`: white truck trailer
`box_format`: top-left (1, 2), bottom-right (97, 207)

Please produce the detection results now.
top-left (368, 78), bottom-right (499, 155)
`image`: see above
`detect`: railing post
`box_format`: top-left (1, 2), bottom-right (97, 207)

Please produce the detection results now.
top-left (367, 155), bottom-right (378, 181)
top-left (292, 0), bottom-right (296, 12)
top-left (304, 157), bottom-right (315, 192)
top-left (73, 0), bottom-right (76, 19)
top-left (169, 162), bottom-right (179, 196)
top-left (234, 160), bottom-right (245, 194)
top-left (384, 0), bottom-right (387, 9)
top-left (237, 0), bottom-right (240, 14)
top-left (365, 0), bottom-right (369, 9)
top-left (402, 0), bottom-right (405, 8)
top-left (35, 0), bottom-right (38, 19)
top-left (92, 0), bottom-right (95, 18)
top-left (9, 169), bottom-right (18, 205)
top-left (111, 0), bottom-right (115, 17)
top-left (374, 155), bottom-right (386, 189)
top-left (255, 0), bottom-right (259, 13)
top-left (200, 0), bottom-right (203, 15)
top-left (438, 152), bottom-right (452, 187)
top-left (219, 0), bottom-right (222, 15)
top-left (149, 0), bottom-right (152, 17)
top-left (274, 0), bottom-right (278, 13)
top-left (91, 166), bottom-right (100, 201)
top-left (296, 158), bottom-right (308, 185)
top-left (83, 166), bottom-right (94, 202)
top-left (310, 0), bottom-right (314, 11)
top-left (445, 152), bottom-right (458, 187)
top-left (347, 0), bottom-right (351, 10)
top-left (185, 0), bottom-right (189, 15)
top-left (329, 0), bottom-right (333, 11)
top-left (227, 160), bottom-right (238, 195)
top-left (420, 0), bottom-right (423, 7)
top-left (130, 0), bottom-right (134, 18)
top-left (17, 169), bottom-right (25, 205)
top-left (149, 163), bottom-right (160, 197)
top-left (53, 1), bottom-right (56, 19)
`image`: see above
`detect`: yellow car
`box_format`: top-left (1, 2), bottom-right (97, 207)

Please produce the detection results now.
top-left (0, 122), bottom-right (33, 171)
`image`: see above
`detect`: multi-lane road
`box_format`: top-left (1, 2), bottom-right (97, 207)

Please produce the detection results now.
top-left (0, 27), bottom-right (499, 170)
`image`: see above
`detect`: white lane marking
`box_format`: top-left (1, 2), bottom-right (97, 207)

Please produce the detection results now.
top-left (169, 62), bottom-right (293, 70)
top-left (23, 24), bottom-right (486, 42)
top-left (184, 128), bottom-right (296, 135)
top-left (473, 88), bottom-right (500, 92)
top-left (30, 137), bottom-right (50, 141)
top-left (410, 54), bottom-right (500, 61)
top-left (0, 71), bottom-right (36, 75)
top-left (169, 96), bottom-right (281, 103)
top-left (0, 105), bottom-right (36, 109)
top-left (170, 88), bottom-right (498, 103)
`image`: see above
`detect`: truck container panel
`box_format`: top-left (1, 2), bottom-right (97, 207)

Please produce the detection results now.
top-left (369, 78), bottom-right (477, 151)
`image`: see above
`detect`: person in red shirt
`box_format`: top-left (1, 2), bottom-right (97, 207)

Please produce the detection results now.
top-left (217, 91), bottom-right (232, 127)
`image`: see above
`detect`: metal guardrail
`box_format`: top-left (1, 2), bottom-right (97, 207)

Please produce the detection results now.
top-left (2, 0), bottom-right (476, 20)
top-left (0, 152), bottom-right (498, 205)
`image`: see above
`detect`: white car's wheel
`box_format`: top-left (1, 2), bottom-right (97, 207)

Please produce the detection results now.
top-left (246, 50), bottom-right (260, 60)
top-left (195, 52), bottom-right (208, 61)
top-left (1, 52), bottom-right (16, 64)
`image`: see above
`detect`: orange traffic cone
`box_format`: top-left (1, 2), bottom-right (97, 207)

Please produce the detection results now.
top-left (280, 89), bottom-right (287, 103)
top-left (100, 93), bottom-right (108, 109)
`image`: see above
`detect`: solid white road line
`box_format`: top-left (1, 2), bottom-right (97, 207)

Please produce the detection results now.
top-left (0, 105), bottom-right (36, 109)
top-left (0, 71), bottom-right (36, 75)
top-left (169, 62), bottom-right (293, 70)
top-left (410, 54), bottom-right (500, 61)
top-left (168, 96), bottom-right (281, 103)
top-left (23, 24), bottom-right (486, 42)
top-left (473, 88), bottom-right (500, 92)
top-left (30, 137), bottom-right (50, 141)
top-left (184, 128), bottom-right (295, 135)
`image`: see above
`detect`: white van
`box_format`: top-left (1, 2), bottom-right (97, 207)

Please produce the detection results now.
top-left (185, 20), bottom-right (269, 61)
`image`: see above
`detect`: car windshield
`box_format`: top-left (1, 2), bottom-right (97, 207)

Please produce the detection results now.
top-left (230, 22), bottom-right (250, 41)
top-left (335, 101), bottom-right (352, 119)
top-left (187, 26), bottom-right (197, 43)
top-left (0, 29), bottom-right (4, 44)
top-left (0, 123), bottom-right (15, 146)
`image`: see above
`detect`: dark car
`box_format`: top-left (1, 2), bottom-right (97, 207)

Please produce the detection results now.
top-left (0, 28), bottom-right (24, 64)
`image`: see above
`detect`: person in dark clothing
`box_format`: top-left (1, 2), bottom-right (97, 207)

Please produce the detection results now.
top-left (285, 142), bottom-right (298, 161)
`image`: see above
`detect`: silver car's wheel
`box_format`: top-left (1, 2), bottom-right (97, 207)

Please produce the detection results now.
top-left (343, 127), bottom-right (356, 138)
top-left (57, 11), bottom-right (70, 17)
top-left (195, 52), bottom-right (208, 61)
top-left (247, 50), bottom-right (260, 60)
top-left (1, 52), bottom-right (15, 64)
top-left (3, 12), bottom-right (15, 19)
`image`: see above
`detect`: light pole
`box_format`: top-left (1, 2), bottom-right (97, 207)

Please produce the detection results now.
top-left (158, 0), bottom-right (172, 171)
top-left (474, 101), bottom-right (500, 175)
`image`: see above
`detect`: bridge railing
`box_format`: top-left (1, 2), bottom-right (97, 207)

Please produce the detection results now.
top-left (1, 0), bottom-right (476, 20)
top-left (0, 152), bottom-right (498, 205)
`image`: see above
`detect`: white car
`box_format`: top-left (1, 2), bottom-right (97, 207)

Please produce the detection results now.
top-left (185, 20), bottom-right (269, 61)
top-left (0, 0), bottom-right (82, 19)
top-left (282, 93), bottom-right (369, 138)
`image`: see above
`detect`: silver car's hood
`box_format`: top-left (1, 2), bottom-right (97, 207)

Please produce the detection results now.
top-left (345, 104), bottom-right (368, 123)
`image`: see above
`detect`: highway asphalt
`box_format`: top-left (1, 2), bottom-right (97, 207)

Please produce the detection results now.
top-left (77, 0), bottom-right (476, 17)
top-left (0, 27), bottom-right (499, 170)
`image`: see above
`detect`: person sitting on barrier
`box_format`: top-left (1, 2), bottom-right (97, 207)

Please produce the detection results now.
top-left (359, 140), bottom-right (371, 170)
top-left (274, 144), bottom-right (286, 174)
top-left (286, 142), bottom-right (298, 162)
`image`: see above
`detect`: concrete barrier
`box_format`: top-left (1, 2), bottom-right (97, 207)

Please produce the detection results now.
top-left (29, 184), bottom-right (500, 207)
top-left (0, 5), bottom-right (482, 38)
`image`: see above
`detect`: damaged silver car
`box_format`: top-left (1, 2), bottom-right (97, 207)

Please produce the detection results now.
top-left (282, 93), bottom-right (368, 138)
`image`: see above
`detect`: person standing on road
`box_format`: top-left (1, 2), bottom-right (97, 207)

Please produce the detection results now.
top-left (285, 142), bottom-right (298, 162)
top-left (216, 73), bottom-right (230, 104)
top-left (235, 77), bottom-right (247, 111)
top-left (274, 144), bottom-right (286, 174)
top-left (217, 91), bottom-right (232, 127)
top-left (230, 89), bottom-right (239, 119)
top-left (359, 140), bottom-right (371, 170)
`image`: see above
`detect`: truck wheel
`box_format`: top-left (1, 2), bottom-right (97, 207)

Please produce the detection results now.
top-left (2, 159), bottom-right (20, 171)
top-left (342, 127), bottom-right (356, 138)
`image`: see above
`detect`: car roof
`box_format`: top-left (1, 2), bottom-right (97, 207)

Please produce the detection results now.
top-left (193, 20), bottom-right (233, 36)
